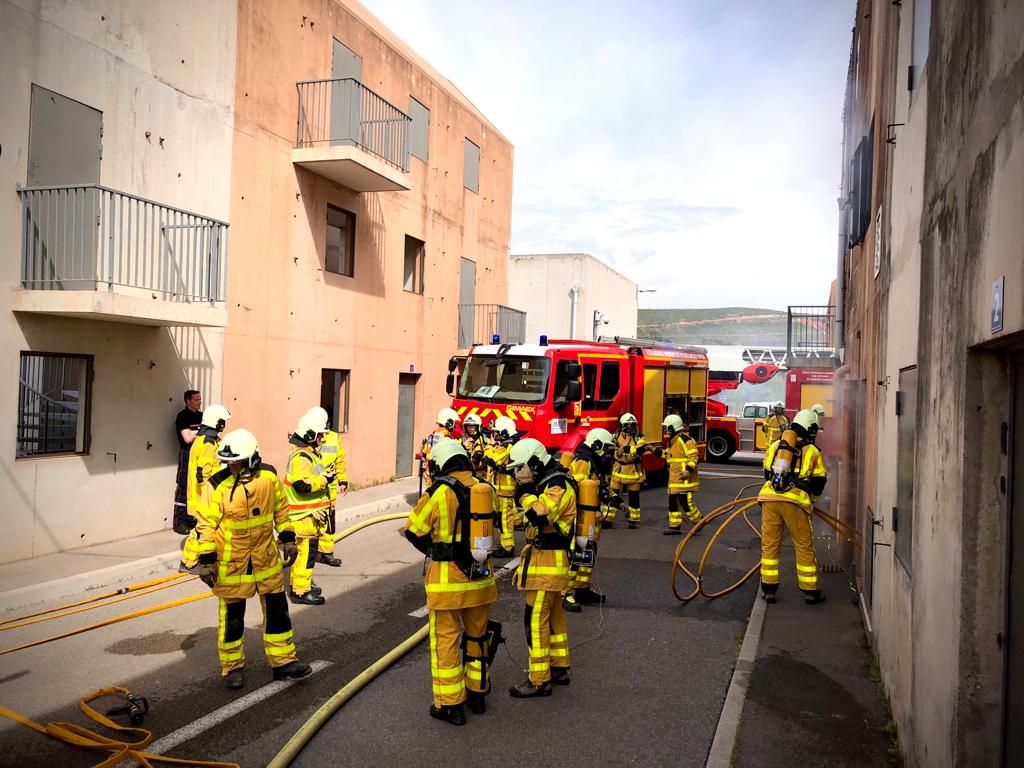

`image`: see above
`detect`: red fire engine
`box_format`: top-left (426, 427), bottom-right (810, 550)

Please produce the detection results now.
top-left (446, 336), bottom-right (710, 471)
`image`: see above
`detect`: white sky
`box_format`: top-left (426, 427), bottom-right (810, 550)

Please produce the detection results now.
top-left (361, 0), bottom-right (855, 310)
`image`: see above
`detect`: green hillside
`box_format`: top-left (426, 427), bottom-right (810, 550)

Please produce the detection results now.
top-left (637, 307), bottom-right (788, 346)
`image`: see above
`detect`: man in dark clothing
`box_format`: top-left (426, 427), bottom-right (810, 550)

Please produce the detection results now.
top-left (173, 390), bottom-right (203, 533)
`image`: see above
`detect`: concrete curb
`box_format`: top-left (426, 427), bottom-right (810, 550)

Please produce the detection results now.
top-left (0, 491), bottom-right (415, 617)
top-left (705, 591), bottom-right (767, 768)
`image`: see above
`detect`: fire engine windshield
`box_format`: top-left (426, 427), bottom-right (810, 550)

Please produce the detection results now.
top-left (458, 355), bottom-right (551, 403)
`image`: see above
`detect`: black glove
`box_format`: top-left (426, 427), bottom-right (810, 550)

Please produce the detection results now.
top-left (514, 483), bottom-right (537, 505)
top-left (280, 541), bottom-right (298, 566)
top-left (197, 563), bottom-right (218, 587)
top-left (636, 445), bottom-right (649, 456)
top-left (324, 471), bottom-right (337, 485)
top-left (524, 508), bottom-right (546, 528)
top-left (653, 447), bottom-right (664, 458)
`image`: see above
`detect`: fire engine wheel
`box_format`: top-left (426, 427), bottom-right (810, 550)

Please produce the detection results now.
top-left (706, 431), bottom-right (736, 463)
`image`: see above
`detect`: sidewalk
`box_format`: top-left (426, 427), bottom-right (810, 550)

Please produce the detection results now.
top-left (0, 476), bottom-right (420, 616)
top-left (721, 572), bottom-right (895, 768)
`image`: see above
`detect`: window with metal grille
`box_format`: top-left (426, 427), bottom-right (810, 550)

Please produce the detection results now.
top-left (847, 131), bottom-right (874, 246)
top-left (326, 205), bottom-right (356, 277)
top-left (17, 352), bottom-right (92, 457)
top-left (403, 235), bottom-right (425, 294)
top-left (320, 369), bottom-right (350, 433)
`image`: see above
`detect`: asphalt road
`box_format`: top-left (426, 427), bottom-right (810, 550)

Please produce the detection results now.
top-left (0, 461), bottom-right (766, 768)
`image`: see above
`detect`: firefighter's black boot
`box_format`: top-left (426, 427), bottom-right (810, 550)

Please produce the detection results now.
top-left (466, 691), bottom-right (486, 715)
top-left (223, 668), bottom-right (245, 690)
top-left (430, 703), bottom-right (467, 725)
top-left (272, 661), bottom-right (313, 681)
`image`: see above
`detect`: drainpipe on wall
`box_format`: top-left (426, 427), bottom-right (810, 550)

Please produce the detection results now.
top-left (569, 286), bottom-right (579, 339)
top-left (836, 200), bottom-right (847, 364)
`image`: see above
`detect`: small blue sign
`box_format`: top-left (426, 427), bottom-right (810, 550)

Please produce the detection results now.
top-left (992, 277), bottom-right (1004, 334)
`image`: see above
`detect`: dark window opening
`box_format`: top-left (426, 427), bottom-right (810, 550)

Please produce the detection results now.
top-left (320, 368), bottom-right (351, 433)
top-left (326, 205), bottom-right (355, 277)
top-left (596, 361), bottom-right (621, 409)
top-left (17, 352), bottom-right (92, 457)
top-left (403, 235), bottom-right (425, 294)
top-left (581, 363), bottom-right (598, 411)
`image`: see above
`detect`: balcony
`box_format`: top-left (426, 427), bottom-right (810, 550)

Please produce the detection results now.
top-left (15, 185), bottom-right (228, 327)
top-left (459, 304), bottom-right (527, 349)
top-left (786, 305), bottom-right (837, 367)
top-left (293, 78), bottom-right (412, 192)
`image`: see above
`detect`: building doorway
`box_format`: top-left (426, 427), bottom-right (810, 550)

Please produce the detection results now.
top-left (1005, 355), bottom-right (1024, 765)
top-left (395, 373), bottom-right (419, 478)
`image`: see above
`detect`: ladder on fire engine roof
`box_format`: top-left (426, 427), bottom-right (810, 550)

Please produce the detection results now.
top-left (598, 338), bottom-right (832, 367)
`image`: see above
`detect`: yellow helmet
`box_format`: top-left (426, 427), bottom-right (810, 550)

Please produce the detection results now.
top-left (508, 437), bottom-right (550, 470)
top-left (437, 407), bottom-right (461, 430)
top-left (583, 427), bottom-right (614, 451)
top-left (429, 437), bottom-right (468, 474)
top-left (201, 404), bottom-right (232, 431)
top-left (492, 415), bottom-right (517, 440)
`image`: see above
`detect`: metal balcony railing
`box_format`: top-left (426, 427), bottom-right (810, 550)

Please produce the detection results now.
top-left (18, 185), bottom-right (227, 303)
top-left (459, 304), bottom-right (526, 348)
top-left (787, 305), bottom-right (837, 356)
top-left (296, 78), bottom-right (411, 172)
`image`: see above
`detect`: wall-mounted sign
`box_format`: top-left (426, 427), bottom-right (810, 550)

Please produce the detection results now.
top-left (992, 276), bottom-right (1004, 334)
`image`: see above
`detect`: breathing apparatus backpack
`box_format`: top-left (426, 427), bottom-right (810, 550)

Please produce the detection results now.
top-left (427, 476), bottom-right (495, 580)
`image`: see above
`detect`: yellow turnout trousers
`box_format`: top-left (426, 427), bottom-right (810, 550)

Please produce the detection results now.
top-left (496, 494), bottom-right (517, 550)
top-left (428, 604), bottom-right (491, 707)
top-left (217, 591), bottom-right (297, 675)
top-left (290, 516), bottom-right (323, 596)
top-left (760, 501), bottom-right (819, 592)
top-left (525, 590), bottom-right (571, 685)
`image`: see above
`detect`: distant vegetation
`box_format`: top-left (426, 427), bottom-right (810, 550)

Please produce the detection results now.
top-left (637, 307), bottom-right (789, 346)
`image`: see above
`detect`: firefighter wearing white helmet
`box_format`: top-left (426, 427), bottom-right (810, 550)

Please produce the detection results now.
top-left (302, 407), bottom-right (347, 569)
top-left (284, 409), bottom-right (332, 606)
top-left (179, 404), bottom-right (232, 574)
top-left (421, 407), bottom-right (462, 485)
top-left (485, 415), bottom-right (520, 557)
top-left (405, 437), bottom-right (498, 726)
top-left (506, 438), bottom-right (577, 698)
top-left (661, 413), bottom-right (702, 535)
top-left (762, 402), bottom-right (789, 448)
top-left (610, 413), bottom-right (648, 528)
top-left (194, 428), bottom-right (311, 689)
top-left (461, 413), bottom-right (487, 475)
top-left (758, 409), bottom-right (828, 605)
top-left (561, 427), bottom-right (614, 612)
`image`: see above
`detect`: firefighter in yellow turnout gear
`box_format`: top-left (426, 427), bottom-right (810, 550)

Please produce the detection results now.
top-left (405, 438), bottom-right (499, 726)
top-left (307, 408), bottom-right (348, 568)
top-left (610, 413), bottom-right (648, 528)
top-left (758, 409), bottom-right (828, 605)
top-left (421, 408), bottom-right (460, 486)
top-left (180, 405), bottom-right (231, 572)
top-left (460, 413), bottom-right (487, 476)
top-left (762, 403), bottom-right (789, 448)
top-left (195, 429), bottom-right (312, 689)
top-left (284, 410), bottom-right (332, 606)
top-left (562, 428), bottom-right (614, 612)
top-left (484, 415), bottom-right (520, 558)
top-left (508, 438), bottom-right (577, 698)
top-left (661, 414), bottom-right (702, 535)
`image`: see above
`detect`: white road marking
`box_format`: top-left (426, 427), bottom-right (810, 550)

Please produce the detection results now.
top-left (141, 660), bottom-right (332, 759)
top-left (408, 605), bottom-right (429, 618)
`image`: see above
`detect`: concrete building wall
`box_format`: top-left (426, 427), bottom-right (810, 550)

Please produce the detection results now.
top-left (840, 1), bottom-right (1024, 765)
top-left (224, 0), bottom-right (513, 481)
top-left (508, 253), bottom-right (637, 342)
top-left (0, 0), bottom-right (236, 563)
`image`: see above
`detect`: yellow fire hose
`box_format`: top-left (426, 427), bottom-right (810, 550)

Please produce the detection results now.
top-left (0, 686), bottom-right (239, 768)
top-left (0, 511), bottom-right (417, 767)
top-left (671, 493), bottom-right (864, 603)
top-left (266, 624), bottom-right (430, 768)
top-left (0, 577), bottom-right (199, 633)
top-left (0, 573), bottom-right (192, 628)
